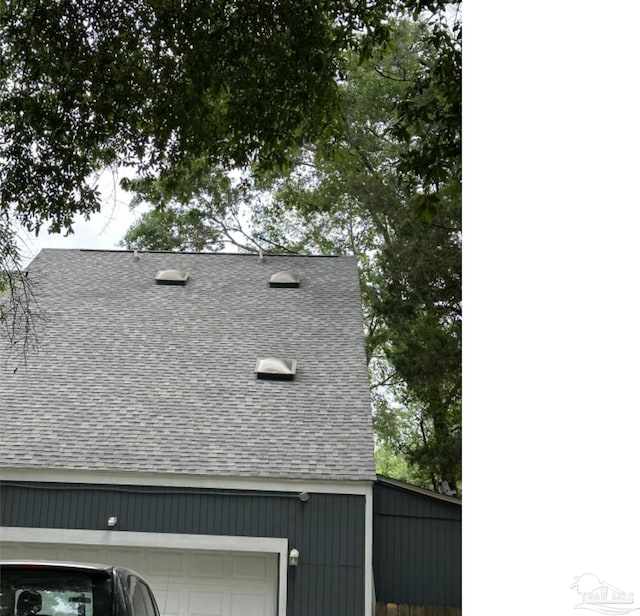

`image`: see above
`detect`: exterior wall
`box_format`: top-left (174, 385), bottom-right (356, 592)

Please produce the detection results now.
top-left (373, 482), bottom-right (461, 608)
top-left (0, 481), bottom-right (366, 616)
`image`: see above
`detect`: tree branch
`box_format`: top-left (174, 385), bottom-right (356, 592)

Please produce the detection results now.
top-left (1, 216), bottom-right (45, 369)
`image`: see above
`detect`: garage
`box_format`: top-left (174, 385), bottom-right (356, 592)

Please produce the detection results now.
top-left (0, 532), bottom-right (283, 616)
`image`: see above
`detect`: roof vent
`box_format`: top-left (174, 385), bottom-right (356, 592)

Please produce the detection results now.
top-left (255, 357), bottom-right (297, 380)
top-left (269, 271), bottom-right (300, 288)
top-left (155, 269), bottom-right (189, 285)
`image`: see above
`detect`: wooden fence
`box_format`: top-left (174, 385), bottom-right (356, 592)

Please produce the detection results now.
top-left (375, 604), bottom-right (461, 616)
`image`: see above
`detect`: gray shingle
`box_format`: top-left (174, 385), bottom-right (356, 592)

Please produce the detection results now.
top-left (0, 249), bottom-right (376, 481)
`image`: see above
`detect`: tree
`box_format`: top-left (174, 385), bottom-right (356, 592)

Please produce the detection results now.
top-left (0, 0), bottom-right (394, 241)
top-left (122, 14), bottom-right (462, 491)
top-left (121, 169), bottom-right (264, 253)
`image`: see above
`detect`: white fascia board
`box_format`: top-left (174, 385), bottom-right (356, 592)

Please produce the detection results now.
top-left (0, 527), bottom-right (289, 616)
top-left (0, 466), bottom-right (373, 496)
top-left (364, 482), bottom-right (374, 616)
top-left (0, 526), bottom-right (287, 554)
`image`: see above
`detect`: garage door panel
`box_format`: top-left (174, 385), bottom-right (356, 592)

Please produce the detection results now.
top-left (20, 545), bottom-right (59, 560)
top-left (148, 551), bottom-right (184, 576)
top-left (0, 544), bottom-right (18, 559)
top-left (188, 590), bottom-right (224, 616)
top-left (64, 546), bottom-right (103, 562)
top-left (153, 588), bottom-right (181, 616)
top-left (230, 594), bottom-right (270, 616)
top-left (189, 553), bottom-right (226, 578)
top-left (231, 554), bottom-right (268, 580)
top-left (105, 548), bottom-right (145, 572)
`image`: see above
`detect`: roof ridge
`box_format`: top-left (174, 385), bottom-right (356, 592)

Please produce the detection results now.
top-left (35, 248), bottom-right (349, 258)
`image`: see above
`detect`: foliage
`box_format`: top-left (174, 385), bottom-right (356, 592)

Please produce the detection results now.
top-left (122, 13), bottom-right (461, 492)
top-left (0, 0), bottom-right (396, 241)
top-left (122, 169), bottom-right (252, 252)
top-left (392, 5), bottom-right (461, 220)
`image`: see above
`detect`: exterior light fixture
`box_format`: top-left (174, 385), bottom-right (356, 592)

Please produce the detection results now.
top-left (289, 549), bottom-right (299, 567)
top-left (298, 492), bottom-right (310, 502)
top-left (107, 516), bottom-right (118, 528)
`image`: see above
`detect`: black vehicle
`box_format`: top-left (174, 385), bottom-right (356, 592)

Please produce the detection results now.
top-left (0, 562), bottom-right (161, 616)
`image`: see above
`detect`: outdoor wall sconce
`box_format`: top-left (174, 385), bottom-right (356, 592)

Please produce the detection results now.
top-left (107, 516), bottom-right (118, 528)
top-left (298, 492), bottom-right (309, 502)
top-left (289, 549), bottom-right (299, 567)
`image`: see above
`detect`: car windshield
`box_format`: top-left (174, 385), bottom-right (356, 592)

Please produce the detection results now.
top-left (0, 567), bottom-right (111, 616)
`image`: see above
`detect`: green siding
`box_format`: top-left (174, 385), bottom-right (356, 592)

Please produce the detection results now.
top-left (0, 481), bottom-right (366, 616)
top-left (373, 482), bottom-right (461, 608)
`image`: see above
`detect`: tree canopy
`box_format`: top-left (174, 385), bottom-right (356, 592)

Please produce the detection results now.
top-left (0, 0), bottom-right (401, 236)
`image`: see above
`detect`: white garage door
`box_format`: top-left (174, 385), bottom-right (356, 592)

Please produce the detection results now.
top-left (0, 542), bottom-right (278, 616)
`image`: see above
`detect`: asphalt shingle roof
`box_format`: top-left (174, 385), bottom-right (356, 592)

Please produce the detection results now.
top-left (0, 249), bottom-right (376, 481)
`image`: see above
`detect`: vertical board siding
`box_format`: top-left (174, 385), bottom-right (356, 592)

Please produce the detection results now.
top-left (0, 482), bottom-right (366, 616)
top-left (373, 483), bottom-right (461, 609)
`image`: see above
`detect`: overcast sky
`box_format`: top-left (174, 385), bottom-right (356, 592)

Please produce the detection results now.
top-left (17, 168), bottom-right (145, 267)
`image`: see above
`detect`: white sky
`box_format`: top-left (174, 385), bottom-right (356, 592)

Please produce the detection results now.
top-left (16, 168), bottom-right (146, 267)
